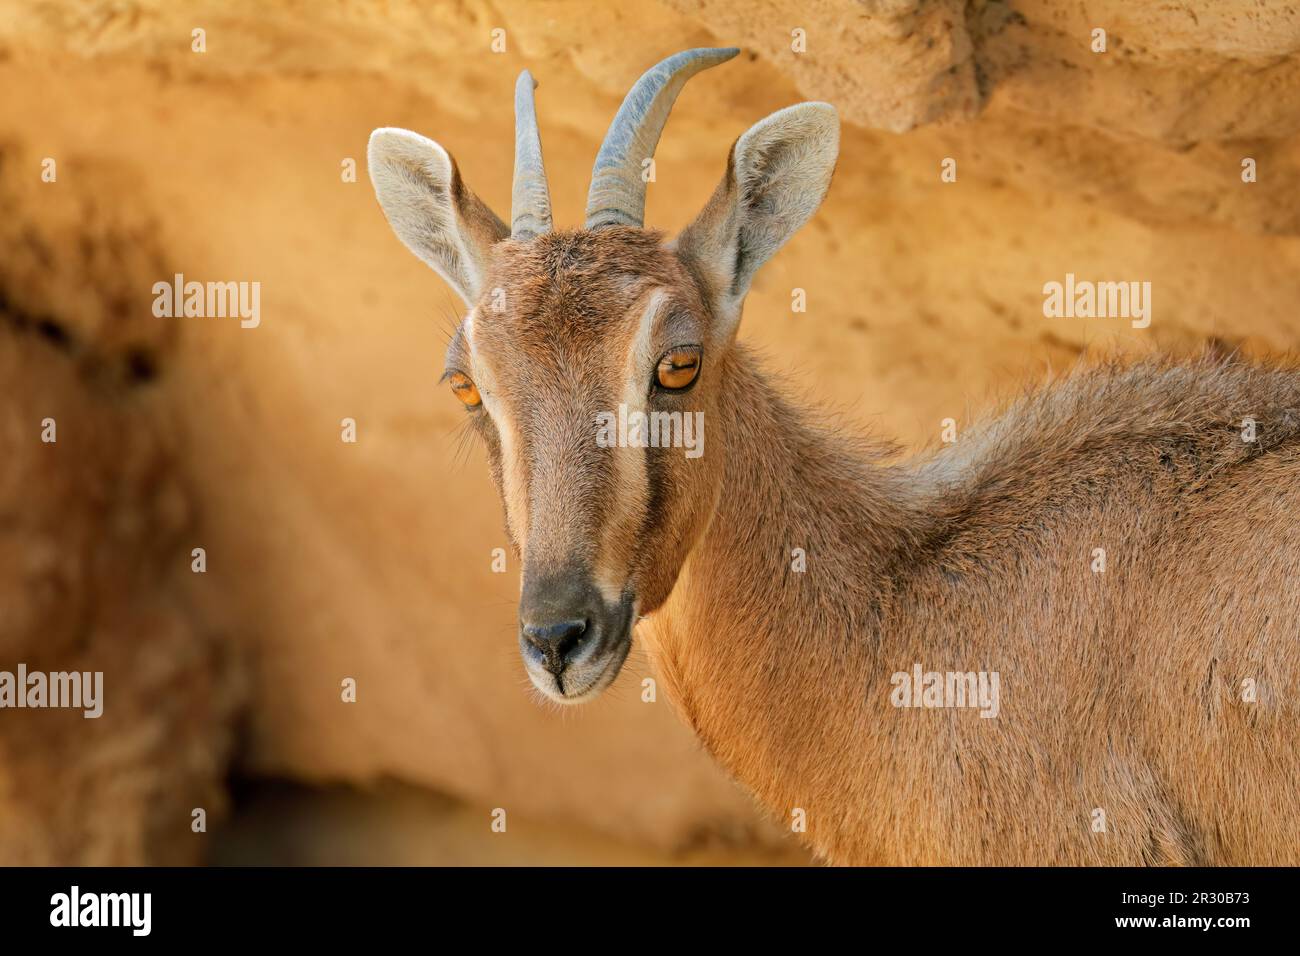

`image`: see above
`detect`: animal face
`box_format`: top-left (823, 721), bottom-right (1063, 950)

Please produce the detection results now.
top-left (368, 48), bottom-right (838, 702)
top-left (445, 229), bottom-right (726, 701)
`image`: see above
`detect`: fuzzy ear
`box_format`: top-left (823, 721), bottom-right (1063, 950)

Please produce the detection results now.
top-left (676, 103), bottom-right (839, 330)
top-left (367, 127), bottom-right (509, 305)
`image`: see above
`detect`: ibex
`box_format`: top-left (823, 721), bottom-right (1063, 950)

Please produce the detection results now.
top-left (368, 48), bottom-right (1300, 865)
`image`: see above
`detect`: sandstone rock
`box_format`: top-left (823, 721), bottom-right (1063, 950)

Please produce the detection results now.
top-left (0, 153), bottom-right (242, 861)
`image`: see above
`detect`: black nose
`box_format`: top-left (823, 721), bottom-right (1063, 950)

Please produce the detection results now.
top-left (521, 618), bottom-right (588, 674)
top-left (519, 567), bottom-right (606, 677)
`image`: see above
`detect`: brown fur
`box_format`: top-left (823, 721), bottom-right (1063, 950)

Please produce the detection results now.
top-left (461, 226), bottom-right (1300, 864)
top-left (369, 65), bottom-right (1300, 864)
top-left (644, 348), bottom-right (1300, 864)
top-left (460, 231), bottom-right (720, 609)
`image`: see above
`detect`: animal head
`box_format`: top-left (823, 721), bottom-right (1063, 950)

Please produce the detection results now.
top-left (368, 48), bottom-right (838, 704)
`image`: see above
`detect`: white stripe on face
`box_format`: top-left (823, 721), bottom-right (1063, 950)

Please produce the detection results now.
top-left (465, 308), bottom-right (530, 548)
top-left (593, 289), bottom-right (667, 604)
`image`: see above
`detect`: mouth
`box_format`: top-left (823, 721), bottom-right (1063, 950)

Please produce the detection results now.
top-left (520, 596), bottom-right (635, 704)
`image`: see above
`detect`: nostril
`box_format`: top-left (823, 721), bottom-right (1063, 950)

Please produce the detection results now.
top-left (555, 622), bottom-right (587, 662)
top-left (522, 619), bottom-right (589, 672)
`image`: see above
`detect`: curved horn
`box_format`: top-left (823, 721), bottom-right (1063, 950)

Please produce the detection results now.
top-left (511, 70), bottom-right (553, 239)
top-left (585, 47), bottom-right (739, 230)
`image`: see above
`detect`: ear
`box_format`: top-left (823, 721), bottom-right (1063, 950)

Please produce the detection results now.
top-left (676, 103), bottom-right (839, 330)
top-left (367, 127), bottom-right (509, 306)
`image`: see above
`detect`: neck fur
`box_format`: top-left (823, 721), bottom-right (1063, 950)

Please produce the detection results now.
top-left (640, 345), bottom-right (928, 861)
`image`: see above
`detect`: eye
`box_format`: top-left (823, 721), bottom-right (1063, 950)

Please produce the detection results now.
top-left (447, 371), bottom-right (482, 409)
top-left (655, 346), bottom-right (702, 392)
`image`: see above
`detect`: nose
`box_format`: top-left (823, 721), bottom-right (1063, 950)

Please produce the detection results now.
top-left (519, 567), bottom-right (605, 676)
top-left (521, 618), bottom-right (588, 674)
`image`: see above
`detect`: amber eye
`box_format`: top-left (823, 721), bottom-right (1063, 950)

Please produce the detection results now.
top-left (448, 371), bottom-right (481, 408)
top-left (655, 346), bottom-right (702, 392)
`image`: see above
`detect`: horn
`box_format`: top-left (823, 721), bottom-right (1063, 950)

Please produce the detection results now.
top-left (511, 70), bottom-right (553, 239)
top-left (584, 47), bottom-right (739, 230)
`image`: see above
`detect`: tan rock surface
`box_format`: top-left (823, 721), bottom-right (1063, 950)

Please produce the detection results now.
top-left (0, 146), bottom-right (242, 862)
